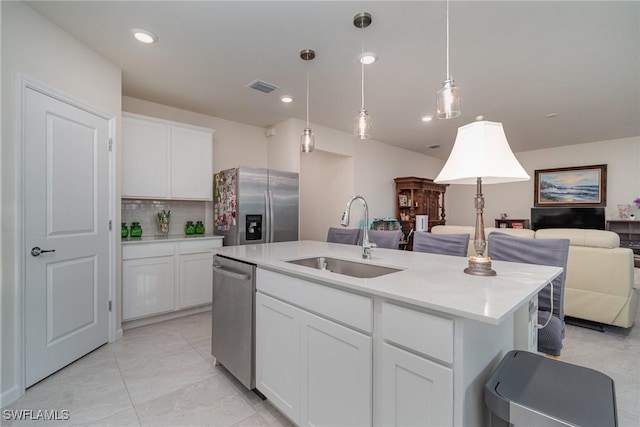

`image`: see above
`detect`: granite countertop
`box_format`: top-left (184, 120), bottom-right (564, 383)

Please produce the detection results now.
top-left (212, 240), bottom-right (562, 325)
top-left (122, 234), bottom-right (224, 245)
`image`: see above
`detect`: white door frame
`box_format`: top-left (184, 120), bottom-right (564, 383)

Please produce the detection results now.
top-left (13, 75), bottom-right (118, 398)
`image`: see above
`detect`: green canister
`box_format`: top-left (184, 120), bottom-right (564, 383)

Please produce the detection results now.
top-left (185, 221), bottom-right (195, 235)
top-left (130, 222), bottom-right (142, 238)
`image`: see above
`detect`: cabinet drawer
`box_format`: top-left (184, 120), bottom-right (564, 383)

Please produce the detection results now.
top-left (381, 302), bottom-right (453, 364)
top-left (178, 238), bottom-right (223, 254)
top-left (257, 268), bottom-right (372, 333)
top-left (123, 242), bottom-right (175, 260)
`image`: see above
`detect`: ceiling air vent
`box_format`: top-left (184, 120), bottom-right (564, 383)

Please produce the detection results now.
top-left (247, 79), bottom-right (279, 94)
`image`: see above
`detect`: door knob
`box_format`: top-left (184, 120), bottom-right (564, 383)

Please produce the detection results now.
top-left (31, 247), bottom-right (56, 257)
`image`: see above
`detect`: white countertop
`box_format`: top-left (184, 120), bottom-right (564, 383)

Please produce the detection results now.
top-left (212, 240), bottom-right (562, 325)
top-left (122, 234), bottom-right (224, 245)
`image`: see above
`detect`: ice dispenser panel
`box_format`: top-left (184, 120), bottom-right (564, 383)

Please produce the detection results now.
top-left (246, 214), bottom-right (262, 240)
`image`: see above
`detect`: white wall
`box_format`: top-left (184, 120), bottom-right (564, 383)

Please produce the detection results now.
top-left (0, 0), bottom-right (4, 407)
top-left (445, 136), bottom-right (640, 226)
top-left (354, 139), bottom-right (445, 220)
top-left (268, 117), bottom-right (355, 174)
top-left (267, 118), bottom-right (300, 173)
top-left (122, 96), bottom-right (268, 173)
top-left (286, 117), bottom-right (444, 236)
top-left (300, 151), bottom-right (354, 241)
top-left (1, 1), bottom-right (121, 404)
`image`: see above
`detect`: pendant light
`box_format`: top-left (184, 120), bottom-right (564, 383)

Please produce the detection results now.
top-left (436, 0), bottom-right (460, 119)
top-left (300, 49), bottom-right (316, 153)
top-left (354, 12), bottom-right (373, 140)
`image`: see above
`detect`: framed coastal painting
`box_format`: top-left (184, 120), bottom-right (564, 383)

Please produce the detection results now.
top-left (534, 164), bottom-right (607, 207)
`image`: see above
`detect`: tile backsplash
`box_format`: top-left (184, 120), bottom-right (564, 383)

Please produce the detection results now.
top-left (122, 199), bottom-right (213, 236)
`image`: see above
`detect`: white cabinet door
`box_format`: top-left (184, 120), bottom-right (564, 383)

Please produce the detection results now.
top-left (122, 256), bottom-right (175, 320)
top-left (170, 124), bottom-right (213, 200)
top-left (300, 310), bottom-right (372, 427)
top-left (178, 252), bottom-right (213, 309)
top-left (256, 293), bottom-right (300, 423)
top-left (378, 343), bottom-right (453, 427)
top-left (121, 115), bottom-right (170, 198)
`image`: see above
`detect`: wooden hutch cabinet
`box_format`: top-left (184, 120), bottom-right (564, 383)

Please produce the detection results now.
top-left (394, 177), bottom-right (448, 250)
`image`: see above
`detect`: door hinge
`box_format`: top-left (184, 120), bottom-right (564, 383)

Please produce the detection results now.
top-left (108, 301), bottom-right (112, 312)
top-left (108, 138), bottom-right (113, 152)
top-left (109, 220), bottom-right (112, 231)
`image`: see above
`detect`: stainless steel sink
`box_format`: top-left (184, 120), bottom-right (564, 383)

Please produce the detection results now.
top-left (285, 256), bottom-right (402, 278)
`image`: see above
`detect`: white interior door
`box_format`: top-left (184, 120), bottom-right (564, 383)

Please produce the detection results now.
top-left (24, 87), bottom-right (111, 387)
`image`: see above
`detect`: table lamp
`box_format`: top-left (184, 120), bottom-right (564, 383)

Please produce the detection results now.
top-left (434, 121), bottom-right (530, 276)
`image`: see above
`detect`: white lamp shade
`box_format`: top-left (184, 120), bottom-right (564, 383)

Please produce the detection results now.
top-left (434, 121), bottom-right (530, 185)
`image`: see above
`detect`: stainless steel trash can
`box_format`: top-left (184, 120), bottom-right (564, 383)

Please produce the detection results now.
top-left (485, 350), bottom-right (617, 427)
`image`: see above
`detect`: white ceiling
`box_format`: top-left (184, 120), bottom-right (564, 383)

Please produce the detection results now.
top-left (26, 1), bottom-right (640, 159)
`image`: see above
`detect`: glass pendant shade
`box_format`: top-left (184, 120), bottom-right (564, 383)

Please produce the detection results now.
top-left (354, 109), bottom-right (372, 140)
top-left (436, 79), bottom-right (460, 119)
top-left (300, 48), bottom-right (316, 153)
top-left (300, 128), bottom-right (315, 153)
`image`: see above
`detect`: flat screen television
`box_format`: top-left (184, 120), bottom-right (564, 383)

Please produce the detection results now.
top-left (531, 207), bottom-right (605, 231)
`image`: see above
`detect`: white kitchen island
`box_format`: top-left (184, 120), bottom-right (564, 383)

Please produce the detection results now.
top-left (212, 241), bottom-right (562, 427)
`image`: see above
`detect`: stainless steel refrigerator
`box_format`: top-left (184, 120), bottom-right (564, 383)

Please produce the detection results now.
top-left (213, 166), bottom-right (299, 246)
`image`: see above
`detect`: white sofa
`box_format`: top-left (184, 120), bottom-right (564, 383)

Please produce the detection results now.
top-left (431, 225), bottom-right (640, 328)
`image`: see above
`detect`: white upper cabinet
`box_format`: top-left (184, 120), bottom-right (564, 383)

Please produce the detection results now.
top-left (121, 113), bottom-right (214, 200)
top-left (170, 124), bottom-right (213, 200)
top-left (122, 115), bottom-right (170, 198)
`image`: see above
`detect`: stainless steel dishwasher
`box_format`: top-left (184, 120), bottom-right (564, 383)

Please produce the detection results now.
top-left (211, 254), bottom-right (257, 389)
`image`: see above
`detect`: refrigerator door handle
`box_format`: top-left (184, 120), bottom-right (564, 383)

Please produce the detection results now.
top-left (268, 190), bottom-right (275, 242)
top-left (264, 190), bottom-right (271, 243)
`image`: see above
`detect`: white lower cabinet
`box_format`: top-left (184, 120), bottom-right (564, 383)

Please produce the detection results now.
top-left (377, 302), bottom-right (454, 426)
top-left (378, 343), bottom-right (453, 426)
top-left (178, 252), bottom-right (214, 309)
top-left (299, 310), bottom-right (372, 427)
top-left (252, 266), bottom-right (515, 426)
top-left (122, 255), bottom-right (175, 320)
top-left (256, 269), bottom-right (373, 427)
top-left (256, 293), bottom-right (300, 422)
top-left (122, 238), bottom-right (222, 322)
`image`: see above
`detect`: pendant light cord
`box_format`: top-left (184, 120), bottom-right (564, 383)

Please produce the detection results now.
top-left (305, 61), bottom-right (310, 128)
top-left (446, 0), bottom-right (450, 80)
top-left (361, 40), bottom-right (365, 110)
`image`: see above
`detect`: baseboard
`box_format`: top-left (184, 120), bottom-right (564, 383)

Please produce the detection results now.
top-left (0, 385), bottom-right (21, 408)
top-left (122, 305), bottom-right (212, 331)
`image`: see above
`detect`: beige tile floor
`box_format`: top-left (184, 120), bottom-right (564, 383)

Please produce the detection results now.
top-left (3, 309), bottom-right (639, 426)
top-left (3, 313), bottom-right (294, 427)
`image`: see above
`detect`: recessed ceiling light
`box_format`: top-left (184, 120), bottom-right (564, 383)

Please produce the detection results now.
top-left (280, 95), bottom-right (293, 103)
top-left (358, 52), bottom-right (378, 65)
top-left (475, 115), bottom-right (485, 121)
top-left (421, 115), bottom-right (434, 122)
top-left (131, 28), bottom-right (157, 44)
top-left (545, 113), bottom-right (559, 118)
